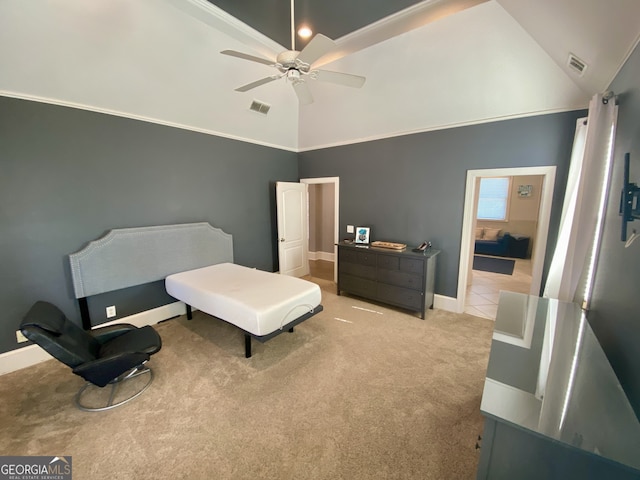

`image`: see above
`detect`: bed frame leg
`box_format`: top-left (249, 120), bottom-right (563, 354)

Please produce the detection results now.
top-left (288, 327), bottom-right (294, 333)
top-left (244, 333), bottom-right (251, 358)
top-left (186, 304), bottom-right (192, 320)
top-left (244, 334), bottom-right (252, 358)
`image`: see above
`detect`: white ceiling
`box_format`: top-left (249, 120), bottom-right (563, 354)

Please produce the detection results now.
top-left (1, 0), bottom-right (639, 152)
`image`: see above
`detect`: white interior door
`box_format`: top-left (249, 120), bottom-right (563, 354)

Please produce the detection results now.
top-left (276, 181), bottom-right (309, 277)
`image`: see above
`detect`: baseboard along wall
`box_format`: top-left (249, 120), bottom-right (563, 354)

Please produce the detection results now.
top-left (308, 251), bottom-right (335, 262)
top-left (434, 295), bottom-right (458, 313)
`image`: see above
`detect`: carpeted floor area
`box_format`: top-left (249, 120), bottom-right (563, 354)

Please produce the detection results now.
top-left (0, 277), bottom-right (494, 479)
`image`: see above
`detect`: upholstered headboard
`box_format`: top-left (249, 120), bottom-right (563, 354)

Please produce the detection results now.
top-left (69, 222), bottom-right (233, 299)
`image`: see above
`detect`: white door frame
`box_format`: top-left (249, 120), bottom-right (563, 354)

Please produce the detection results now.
top-left (457, 166), bottom-right (556, 313)
top-left (300, 176), bottom-right (340, 283)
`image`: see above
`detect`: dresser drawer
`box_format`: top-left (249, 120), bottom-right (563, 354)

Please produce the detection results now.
top-left (340, 262), bottom-right (376, 280)
top-left (339, 248), bottom-right (377, 267)
top-left (400, 258), bottom-right (424, 275)
top-left (377, 284), bottom-right (423, 310)
top-left (377, 254), bottom-right (399, 271)
top-left (377, 269), bottom-right (423, 291)
top-left (339, 273), bottom-right (377, 298)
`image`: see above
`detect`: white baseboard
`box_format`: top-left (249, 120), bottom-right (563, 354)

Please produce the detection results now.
top-left (0, 301), bottom-right (186, 377)
top-left (0, 345), bottom-right (53, 376)
top-left (308, 251), bottom-right (335, 262)
top-left (434, 294), bottom-right (459, 313)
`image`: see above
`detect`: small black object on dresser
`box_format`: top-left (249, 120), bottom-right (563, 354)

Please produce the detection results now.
top-left (337, 242), bottom-right (439, 319)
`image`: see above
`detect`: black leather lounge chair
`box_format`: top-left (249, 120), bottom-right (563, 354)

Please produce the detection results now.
top-left (20, 301), bottom-right (162, 412)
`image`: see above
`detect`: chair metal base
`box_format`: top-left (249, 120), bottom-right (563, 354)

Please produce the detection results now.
top-left (74, 365), bottom-right (154, 412)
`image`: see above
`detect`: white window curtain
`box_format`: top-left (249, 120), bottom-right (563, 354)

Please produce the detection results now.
top-left (543, 93), bottom-right (618, 306)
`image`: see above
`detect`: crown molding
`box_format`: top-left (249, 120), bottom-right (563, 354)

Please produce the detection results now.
top-left (1, 91), bottom-right (297, 152)
top-left (297, 105), bottom-right (588, 152)
top-left (2, 92), bottom-right (587, 154)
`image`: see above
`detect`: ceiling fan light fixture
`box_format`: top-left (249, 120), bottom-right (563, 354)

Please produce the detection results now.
top-left (287, 70), bottom-right (301, 82)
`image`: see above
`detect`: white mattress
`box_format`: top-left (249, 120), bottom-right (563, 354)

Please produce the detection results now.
top-left (165, 263), bottom-right (322, 336)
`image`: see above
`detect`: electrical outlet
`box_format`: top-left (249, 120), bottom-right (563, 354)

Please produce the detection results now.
top-left (16, 330), bottom-right (28, 343)
top-left (347, 225), bottom-right (354, 234)
top-left (106, 305), bottom-right (116, 318)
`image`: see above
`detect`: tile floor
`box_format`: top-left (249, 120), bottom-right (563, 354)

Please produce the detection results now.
top-left (465, 256), bottom-right (533, 320)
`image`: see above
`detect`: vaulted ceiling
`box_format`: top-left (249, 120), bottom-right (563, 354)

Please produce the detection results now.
top-left (204, 0), bottom-right (428, 50)
top-left (1, 0), bottom-right (639, 152)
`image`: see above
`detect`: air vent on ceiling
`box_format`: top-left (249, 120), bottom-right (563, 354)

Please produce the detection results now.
top-left (567, 53), bottom-right (588, 76)
top-left (250, 100), bottom-right (271, 115)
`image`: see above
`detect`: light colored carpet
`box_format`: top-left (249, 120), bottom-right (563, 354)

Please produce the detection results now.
top-left (0, 277), bottom-right (494, 479)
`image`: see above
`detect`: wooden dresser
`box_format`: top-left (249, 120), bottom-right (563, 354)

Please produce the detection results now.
top-left (336, 242), bottom-right (439, 318)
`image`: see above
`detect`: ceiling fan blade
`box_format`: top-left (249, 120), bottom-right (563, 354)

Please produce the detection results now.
top-left (221, 50), bottom-right (275, 66)
top-left (292, 82), bottom-right (314, 105)
top-left (295, 34), bottom-right (336, 67)
top-left (313, 70), bottom-right (366, 88)
top-left (235, 75), bottom-right (281, 92)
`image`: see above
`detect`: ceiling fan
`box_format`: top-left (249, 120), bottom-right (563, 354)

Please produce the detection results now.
top-left (220, 2), bottom-right (365, 104)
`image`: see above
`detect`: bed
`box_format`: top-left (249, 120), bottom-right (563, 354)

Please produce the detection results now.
top-left (69, 222), bottom-right (323, 358)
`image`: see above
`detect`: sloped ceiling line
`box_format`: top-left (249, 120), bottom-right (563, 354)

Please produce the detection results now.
top-left (1, 0), bottom-right (639, 152)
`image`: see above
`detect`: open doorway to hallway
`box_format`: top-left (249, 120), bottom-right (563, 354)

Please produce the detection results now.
top-left (301, 177), bottom-right (339, 283)
top-left (309, 258), bottom-right (335, 281)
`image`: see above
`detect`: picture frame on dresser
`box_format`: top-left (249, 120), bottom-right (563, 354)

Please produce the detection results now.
top-left (355, 226), bottom-right (370, 244)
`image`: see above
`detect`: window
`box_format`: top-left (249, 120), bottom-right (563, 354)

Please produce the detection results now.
top-left (477, 177), bottom-right (510, 221)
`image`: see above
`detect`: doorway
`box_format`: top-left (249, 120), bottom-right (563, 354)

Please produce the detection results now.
top-left (457, 166), bottom-right (556, 317)
top-left (465, 174), bottom-right (544, 319)
top-left (300, 177), bottom-right (340, 283)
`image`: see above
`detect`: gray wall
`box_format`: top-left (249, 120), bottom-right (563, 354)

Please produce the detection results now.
top-left (589, 41), bottom-right (640, 417)
top-left (298, 110), bottom-right (585, 298)
top-left (0, 97), bottom-right (298, 354)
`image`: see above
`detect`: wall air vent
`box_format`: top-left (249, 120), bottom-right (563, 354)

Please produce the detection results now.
top-left (567, 53), bottom-right (588, 76)
top-left (250, 100), bottom-right (271, 115)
